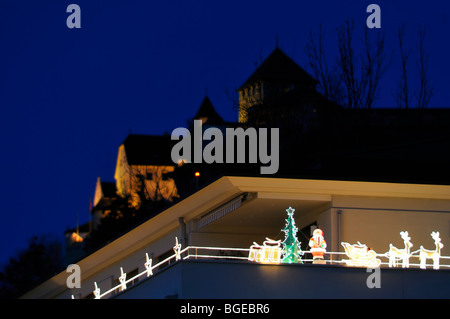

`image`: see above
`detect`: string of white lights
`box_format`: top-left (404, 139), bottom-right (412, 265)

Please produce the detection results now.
top-left (187, 246), bottom-right (251, 252)
top-left (76, 237), bottom-right (450, 299)
top-left (185, 254), bottom-right (250, 260)
top-left (93, 244), bottom-right (191, 299)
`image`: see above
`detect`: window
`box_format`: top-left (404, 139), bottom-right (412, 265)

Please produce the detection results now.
top-left (156, 250), bottom-right (175, 271)
top-left (112, 277), bottom-right (123, 296)
top-left (127, 268), bottom-right (139, 286)
top-left (299, 222), bottom-right (317, 251)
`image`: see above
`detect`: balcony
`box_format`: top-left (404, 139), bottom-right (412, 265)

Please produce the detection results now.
top-left (83, 245), bottom-right (450, 299)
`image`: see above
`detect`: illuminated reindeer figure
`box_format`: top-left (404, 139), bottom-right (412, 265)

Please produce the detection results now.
top-left (388, 231), bottom-right (413, 268)
top-left (419, 231), bottom-right (443, 270)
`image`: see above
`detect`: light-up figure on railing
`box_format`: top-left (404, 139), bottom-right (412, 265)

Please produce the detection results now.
top-left (341, 241), bottom-right (381, 268)
top-left (145, 253), bottom-right (153, 277)
top-left (93, 282), bottom-right (101, 299)
top-left (388, 231), bottom-right (413, 268)
top-left (119, 267), bottom-right (127, 291)
top-left (248, 238), bottom-right (282, 264)
top-left (309, 228), bottom-right (327, 264)
top-left (281, 207), bottom-right (303, 264)
top-left (174, 237), bottom-right (182, 261)
top-left (419, 231), bottom-right (443, 270)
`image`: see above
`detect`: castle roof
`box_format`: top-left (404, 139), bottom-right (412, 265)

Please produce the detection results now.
top-left (193, 96), bottom-right (225, 124)
top-left (239, 47), bottom-right (317, 90)
top-left (122, 134), bottom-right (175, 166)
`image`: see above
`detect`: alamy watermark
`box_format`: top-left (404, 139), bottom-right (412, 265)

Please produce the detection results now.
top-left (366, 267), bottom-right (381, 289)
top-left (65, 3), bottom-right (380, 30)
top-left (170, 120), bottom-right (280, 174)
top-left (66, 4), bottom-right (81, 29)
top-left (66, 264), bottom-right (81, 289)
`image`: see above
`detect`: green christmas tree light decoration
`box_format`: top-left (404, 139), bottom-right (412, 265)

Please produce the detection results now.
top-left (281, 207), bottom-right (303, 264)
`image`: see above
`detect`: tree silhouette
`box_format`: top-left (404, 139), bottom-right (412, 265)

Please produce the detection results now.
top-left (0, 234), bottom-right (63, 299)
top-left (307, 19), bottom-right (434, 110)
top-left (84, 178), bottom-right (173, 254)
top-left (415, 26), bottom-right (433, 109)
top-left (395, 24), bottom-right (433, 109)
top-left (394, 23), bottom-right (411, 109)
top-left (306, 19), bottom-right (389, 109)
top-left (305, 24), bottom-right (345, 106)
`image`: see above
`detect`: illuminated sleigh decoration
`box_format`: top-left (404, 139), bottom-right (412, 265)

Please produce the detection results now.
top-left (248, 238), bottom-right (282, 264)
top-left (341, 241), bottom-right (381, 268)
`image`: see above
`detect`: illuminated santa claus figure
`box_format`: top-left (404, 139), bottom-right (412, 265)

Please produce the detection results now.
top-left (309, 228), bottom-right (327, 264)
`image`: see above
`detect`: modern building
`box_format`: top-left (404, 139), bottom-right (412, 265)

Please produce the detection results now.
top-left (23, 176), bottom-right (450, 299)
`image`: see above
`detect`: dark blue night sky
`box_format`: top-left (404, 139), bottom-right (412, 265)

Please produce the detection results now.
top-left (0, 1), bottom-right (449, 266)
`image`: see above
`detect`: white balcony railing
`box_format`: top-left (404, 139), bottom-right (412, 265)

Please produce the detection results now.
top-left (73, 238), bottom-right (450, 299)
